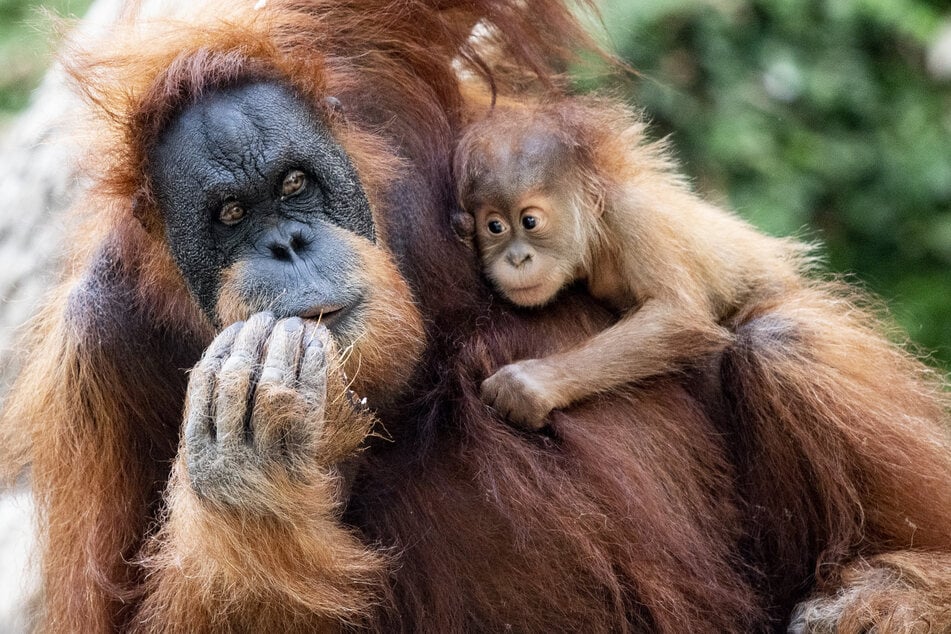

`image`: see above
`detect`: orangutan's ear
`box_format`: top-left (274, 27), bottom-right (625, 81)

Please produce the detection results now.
top-left (450, 211), bottom-right (476, 249)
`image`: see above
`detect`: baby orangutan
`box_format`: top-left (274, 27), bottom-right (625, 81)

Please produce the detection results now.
top-left (454, 98), bottom-right (808, 429)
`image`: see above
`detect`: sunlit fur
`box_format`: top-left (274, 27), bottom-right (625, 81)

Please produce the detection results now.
top-left (0, 0), bottom-right (606, 630)
top-left (137, 326), bottom-right (387, 632)
top-left (0, 0), bottom-right (948, 632)
top-left (455, 98), bottom-right (811, 427)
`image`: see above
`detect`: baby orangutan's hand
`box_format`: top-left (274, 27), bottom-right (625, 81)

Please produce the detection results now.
top-left (481, 360), bottom-right (558, 430)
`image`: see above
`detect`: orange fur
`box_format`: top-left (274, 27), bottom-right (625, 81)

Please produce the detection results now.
top-left (0, 0), bottom-right (948, 632)
top-left (0, 0), bottom-right (606, 630)
top-left (722, 281), bottom-right (951, 631)
top-left (456, 97), bottom-right (811, 428)
top-left (135, 340), bottom-right (386, 633)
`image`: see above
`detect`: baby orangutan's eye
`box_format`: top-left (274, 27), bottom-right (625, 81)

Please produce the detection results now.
top-left (219, 201), bottom-right (246, 226)
top-left (521, 215), bottom-right (538, 230)
top-left (487, 219), bottom-right (506, 234)
top-left (281, 170), bottom-right (307, 198)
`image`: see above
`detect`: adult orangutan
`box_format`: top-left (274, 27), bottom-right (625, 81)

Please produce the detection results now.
top-left (1, 0), bottom-right (950, 632)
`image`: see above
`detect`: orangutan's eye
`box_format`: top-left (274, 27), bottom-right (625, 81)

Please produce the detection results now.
top-left (281, 170), bottom-right (307, 198)
top-left (219, 201), bottom-right (246, 226)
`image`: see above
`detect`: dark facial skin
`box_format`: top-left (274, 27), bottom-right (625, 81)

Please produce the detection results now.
top-left (150, 82), bottom-right (374, 331)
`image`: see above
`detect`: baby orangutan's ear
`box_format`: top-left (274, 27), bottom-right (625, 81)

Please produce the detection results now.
top-left (450, 211), bottom-right (476, 248)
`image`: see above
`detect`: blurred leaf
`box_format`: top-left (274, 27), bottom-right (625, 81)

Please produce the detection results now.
top-left (0, 0), bottom-right (91, 121)
top-left (599, 0), bottom-right (951, 370)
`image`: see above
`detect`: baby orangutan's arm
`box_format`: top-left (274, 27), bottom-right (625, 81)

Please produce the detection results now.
top-left (481, 299), bottom-right (733, 429)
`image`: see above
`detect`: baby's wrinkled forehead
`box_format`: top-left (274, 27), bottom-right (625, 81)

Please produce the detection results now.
top-left (469, 119), bottom-right (571, 201)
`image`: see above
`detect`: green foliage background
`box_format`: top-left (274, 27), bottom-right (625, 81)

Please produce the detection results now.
top-left (0, 0), bottom-right (89, 118)
top-left (595, 0), bottom-right (951, 369)
top-left (1, 0), bottom-right (949, 368)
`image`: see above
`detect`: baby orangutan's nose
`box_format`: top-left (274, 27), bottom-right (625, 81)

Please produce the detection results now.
top-left (505, 246), bottom-right (533, 268)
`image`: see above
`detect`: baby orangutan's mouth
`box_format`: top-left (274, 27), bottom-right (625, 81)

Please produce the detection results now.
top-left (501, 283), bottom-right (560, 309)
